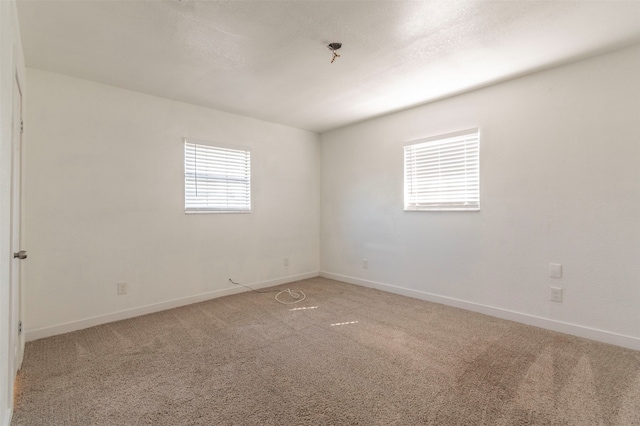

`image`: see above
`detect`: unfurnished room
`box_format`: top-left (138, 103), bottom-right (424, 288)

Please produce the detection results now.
top-left (1, 1), bottom-right (639, 425)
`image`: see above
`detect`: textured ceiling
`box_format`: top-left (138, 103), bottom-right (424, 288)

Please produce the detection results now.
top-left (17, 0), bottom-right (640, 133)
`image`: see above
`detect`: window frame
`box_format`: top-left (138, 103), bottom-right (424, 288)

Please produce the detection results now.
top-left (184, 138), bottom-right (252, 214)
top-left (403, 128), bottom-right (480, 212)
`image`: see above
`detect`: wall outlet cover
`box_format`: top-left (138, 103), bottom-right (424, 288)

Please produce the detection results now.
top-left (550, 286), bottom-right (563, 302)
top-left (117, 282), bottom-right (128, 295)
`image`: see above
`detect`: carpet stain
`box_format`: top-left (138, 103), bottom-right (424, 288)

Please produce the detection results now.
top-left (428, 334), bottom-right (541, 424)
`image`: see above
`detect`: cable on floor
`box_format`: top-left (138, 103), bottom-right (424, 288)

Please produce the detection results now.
top-left (229, 278), bottom-right (306, 305)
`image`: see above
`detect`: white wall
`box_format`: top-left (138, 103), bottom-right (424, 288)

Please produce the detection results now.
top-left (320, 45), bottom-right (640, 350)
top-left (20, 40), bottom-right (640, 353)
top-left (0, 1), bottom-right (25, 424)
top-left (24, 69), bottom-right (320, 339)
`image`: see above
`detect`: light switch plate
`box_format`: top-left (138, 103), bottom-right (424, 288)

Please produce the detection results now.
top-left (549, 263), bottom-right (562, 278)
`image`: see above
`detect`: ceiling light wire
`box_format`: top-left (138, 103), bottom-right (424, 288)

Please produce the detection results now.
top-left (328, 42), bottom-right (342, 63)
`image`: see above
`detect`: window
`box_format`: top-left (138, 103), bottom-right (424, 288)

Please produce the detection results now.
top-left (184, 139), bottom-right (251, 213)
top-left (404, 129), bottom-right (479, 211)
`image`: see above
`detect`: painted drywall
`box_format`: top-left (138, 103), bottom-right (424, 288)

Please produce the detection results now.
top-left (0, 1), bottom-right (25, 424)
top-left (320, 44), bottom-right (640, 348)
top-left (24, 69), bottom-right (320, 337)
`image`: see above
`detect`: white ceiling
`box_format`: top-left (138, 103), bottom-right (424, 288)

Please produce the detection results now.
top-left (17, 0), bottom-right (640, 133)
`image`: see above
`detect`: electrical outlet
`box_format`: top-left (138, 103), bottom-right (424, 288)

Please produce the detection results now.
top-left (550, 287), bottom-right (563, 303)
top-left (117, 282), bottom-right (128, 295)
top-left (362, 259), bottom-right (368, 269)
top-left (284, 257), bottom-right (289, 267)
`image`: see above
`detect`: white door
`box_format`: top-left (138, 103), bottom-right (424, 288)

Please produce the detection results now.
top-left (9, 71), bottom-right (25, 380)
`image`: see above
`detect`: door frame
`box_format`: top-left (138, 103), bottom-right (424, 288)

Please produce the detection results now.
top-left (7, 42), bottom-right (26, 415)
top-left (10, 68), bottom-right (25, 374)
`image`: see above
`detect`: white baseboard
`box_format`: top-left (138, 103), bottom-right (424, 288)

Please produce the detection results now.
top-left (3, 407), bottom-right (12, 426)
top-left (26, 271), bottom-right (319, 342)
top-left (320, 271), bottom-right (640, 351)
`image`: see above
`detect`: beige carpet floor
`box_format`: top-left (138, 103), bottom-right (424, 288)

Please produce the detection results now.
top-left (12, 277), bottom-right (640, 425)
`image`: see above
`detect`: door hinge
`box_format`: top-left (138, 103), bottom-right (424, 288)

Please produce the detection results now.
top-left (20, 120), bottom-right (24, 134)
top-left (18, 321), bottom-right (22, 335)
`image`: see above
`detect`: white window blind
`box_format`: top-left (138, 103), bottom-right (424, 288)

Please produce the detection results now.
top-left (404, 129), bottom-right (479, 211)
top-left (184, 140), bottom-right (251, 213)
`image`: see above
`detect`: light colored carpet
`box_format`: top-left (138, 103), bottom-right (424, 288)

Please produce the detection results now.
top-left (12, 277), bottom-right (640, 425)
